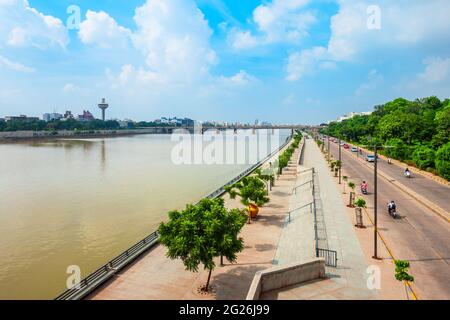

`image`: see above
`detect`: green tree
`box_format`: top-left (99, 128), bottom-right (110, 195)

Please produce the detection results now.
top-left (158, 198), bottom-right (247, 292)
top-left (225, 176), bottom-right (270, 222)
top-left (412, 146), bottom-right (435, 170)
top-left (435, 142), bottom-right (450, 180)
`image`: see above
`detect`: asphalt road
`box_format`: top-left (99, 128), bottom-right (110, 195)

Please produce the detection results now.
top-left (327, 141), bottom-right (450, 300)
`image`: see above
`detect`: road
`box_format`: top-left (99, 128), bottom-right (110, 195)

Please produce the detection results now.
top-left (328, 141), bottom-right (450, 300)
top-left (328, 139), bottom-right (450, 213)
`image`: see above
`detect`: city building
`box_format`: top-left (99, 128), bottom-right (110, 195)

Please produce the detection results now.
top-left (118, 119), bottom-right (134, 128)
top-left (328, 111), bottom-right (372, 124)
top-left (43, 113), bottom-right (63, 122)
top-left (159, 117), bottom-right (194, 126)
top-left (78, 110), bottom-right (95, 121)
top-left (63, 111), bottom-right (74, 120)
top-left (5, 115), bottom-right (40, 122)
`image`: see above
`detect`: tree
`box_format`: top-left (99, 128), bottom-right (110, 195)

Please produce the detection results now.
top-left (225, 176), bottom-right (270, 222)
top-left (412, 146), bottom-right (435, 170)
top-left (158, 198), bottom-right (247, 292)
top-left (394, 260), bottom-right (414, 299)
top-left (435, 142), bottom-right (450, 180)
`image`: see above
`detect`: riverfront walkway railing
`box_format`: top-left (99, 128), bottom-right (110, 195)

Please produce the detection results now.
top-left (55, 133), bottom-right (294, 300)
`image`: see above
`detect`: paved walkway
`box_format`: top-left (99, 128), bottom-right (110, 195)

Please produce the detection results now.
top-left (88, 143), bottom-right (301, 300)
top-left (264, 138), bottom-right (379, 299)
top-left (273, 167), bottom-right (315, 265)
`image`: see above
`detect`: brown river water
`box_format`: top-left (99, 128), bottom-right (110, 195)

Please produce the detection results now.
top-left (0, 130), bottom-right (289, 299)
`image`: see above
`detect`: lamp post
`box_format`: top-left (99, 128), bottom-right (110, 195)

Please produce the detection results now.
top-left (373, 145), bottom-right (379, 259)
top-left (338, 138), bottom-right (342, 184)
top-left (328, 136), bottom-right (331, 162)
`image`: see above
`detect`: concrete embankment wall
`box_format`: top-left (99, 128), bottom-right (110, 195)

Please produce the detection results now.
top-left (246, 258), bottom-right (326, 300)
top-left (0, 128), bottom-right (180, 141)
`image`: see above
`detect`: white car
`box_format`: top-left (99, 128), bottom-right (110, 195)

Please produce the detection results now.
top-left (351, 147), bottom-right (358, 152)
top-left (366, 155), bottom-right (375, 162)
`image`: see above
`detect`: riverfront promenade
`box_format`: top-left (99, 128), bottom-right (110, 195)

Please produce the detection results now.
top-left (260, 138), bottom-right (378, 300)
top-left (88, 142), bottom-right (302, 300)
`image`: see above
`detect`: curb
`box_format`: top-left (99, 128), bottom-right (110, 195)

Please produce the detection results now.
top-left (362, 207), bottom-right (419, 301)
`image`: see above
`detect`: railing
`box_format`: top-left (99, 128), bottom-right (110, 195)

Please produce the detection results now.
top-left (55, 134), bottom-right (293, 300)
top-left (316, 248), bottom-right (338, 267)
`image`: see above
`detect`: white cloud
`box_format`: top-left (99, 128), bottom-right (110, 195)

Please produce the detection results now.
top-left (228, 0), bottom-right (316, 49)
top-left (417, 57), bottom-right (450, 83)
top-left (286, 0), bottom-right (450, 81)
top-left (0, 0), bottom-right (68, 49)
top-left (355, 69), bottom-right (383, 96)
top-left (130, 0), bottom-right (217, 84)
top-left (79, 11), bottom-right (131, 48)
top-left (286, 47), bottom-right (328, 81)
top-left (219, 70), bottom-right (258, 86)
top-left (0, 54), bottom-right (34, 72)
top-left (228, 29), bottom-right (258, 50)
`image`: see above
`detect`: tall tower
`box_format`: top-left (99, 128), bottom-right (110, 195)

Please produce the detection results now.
top-left (98, 98), bottom-right (109, 121)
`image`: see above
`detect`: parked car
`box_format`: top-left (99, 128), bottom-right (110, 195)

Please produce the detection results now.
top-left (343, 144), bottom-right (350, 149)
top-left (366, 154), bottom-right (375, 162)
top-left (351, 147), bottom-right (358, 152)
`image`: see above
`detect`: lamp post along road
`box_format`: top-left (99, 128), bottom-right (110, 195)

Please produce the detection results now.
top-left (328, 136), bottom-right (331, 162)
top-left (338, 138), bottom-right (342, 184)
top-left (373, 145), bottom-right (379, 260)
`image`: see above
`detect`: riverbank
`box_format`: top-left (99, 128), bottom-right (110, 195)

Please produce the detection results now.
top-left (0, 128), bottom-right (177, 143)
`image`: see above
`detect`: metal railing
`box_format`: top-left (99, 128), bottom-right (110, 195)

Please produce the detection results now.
top-left (55, 134), bottom-right (293, 300)
top-left (316, 248), bottom-right (338, 267)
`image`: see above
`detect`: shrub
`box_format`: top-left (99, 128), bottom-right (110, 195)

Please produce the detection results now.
top-left (435, 142), bottom-right (450, 180)
top-left (412, 146), bottom-right (435, 170)
top-left (354, 198), bottom-right (367, 208)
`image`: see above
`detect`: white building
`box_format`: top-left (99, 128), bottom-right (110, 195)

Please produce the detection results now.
top-left (329, 111), bottom-right (372, 124)
top-left (43, 113), bottom-right (63, 121)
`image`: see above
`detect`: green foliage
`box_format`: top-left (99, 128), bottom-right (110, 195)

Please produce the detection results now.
top-left (394, 260), bottom-right (414, 282)
top-left (435, 143), bottom-right (450, 180)
top-left (412, 146), bottom-right (435, 170)
top-left (354, 198), bottom-right (367, 208)
top-left (348, 182), bottom-right (356, 190)
top-left (0, 118), bottom-right (124, 132)
top-left (320, 96), bottom-right (450, 180)
top-left (158, 198), bottom-right (247, 289)
top-left (224, 176), bottom-right (269, 207)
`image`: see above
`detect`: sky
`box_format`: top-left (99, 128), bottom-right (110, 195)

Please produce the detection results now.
top-left (0, 0), bottom-right (449, 124)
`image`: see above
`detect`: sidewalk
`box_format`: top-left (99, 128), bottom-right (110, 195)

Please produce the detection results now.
top-left (88, 143), bottom-right (301, 300)
top-left (273, 167), bottom-right (315, 265)
top-left (300, 138), bottom-right (378, 299)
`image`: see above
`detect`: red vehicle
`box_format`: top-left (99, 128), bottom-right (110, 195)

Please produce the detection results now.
top-left (343, 144), bottom-right (350, 149)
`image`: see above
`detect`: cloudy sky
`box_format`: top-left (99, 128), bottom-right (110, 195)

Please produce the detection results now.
top-left (0, 0), bottom-right (449, 124)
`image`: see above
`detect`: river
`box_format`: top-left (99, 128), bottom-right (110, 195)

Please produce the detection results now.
top-left (0, 130), bottom-right (290, 299)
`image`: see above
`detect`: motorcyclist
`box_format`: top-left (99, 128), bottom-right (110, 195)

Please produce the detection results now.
top-left (361, 181), bottom-right (368, 194)
top-left (388, 201), bottom-right (397, 216)
top-left (404, 167), bottom-right (411, 177)
top-left (387, 158), bottom-right (392, 164)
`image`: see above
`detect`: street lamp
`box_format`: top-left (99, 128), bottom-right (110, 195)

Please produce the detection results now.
top-left (328, 136), bottom-right (331, 163)
top-left (338, 138), bottom-right (342, 184)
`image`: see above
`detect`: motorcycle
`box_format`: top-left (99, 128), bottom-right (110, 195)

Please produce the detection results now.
top-left (404, 171), bottom-right (412, 178)
top-left (361, 185), bottom-right (368, 195)
top-left (388, 202), bottom-right (398, 219)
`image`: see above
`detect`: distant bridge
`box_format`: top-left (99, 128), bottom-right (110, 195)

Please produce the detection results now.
top-left (139, 124), bottom-right (322, 134)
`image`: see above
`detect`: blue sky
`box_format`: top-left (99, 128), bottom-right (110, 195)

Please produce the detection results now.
top-left (0, 0), bottom-right (449, 124)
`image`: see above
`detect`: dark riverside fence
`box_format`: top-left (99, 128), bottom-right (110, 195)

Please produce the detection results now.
top-left (55, 133), bottom-right (295, 300)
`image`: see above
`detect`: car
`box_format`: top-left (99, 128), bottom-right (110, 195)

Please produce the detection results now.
top-left (340, 142), bottom-right (345, 146)
top-left (366, 155), bottom-right (375, 162)
top-left (351, 147), bottom-right (358, 152)
top-left (343, 144), bottom-right (350, 149)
